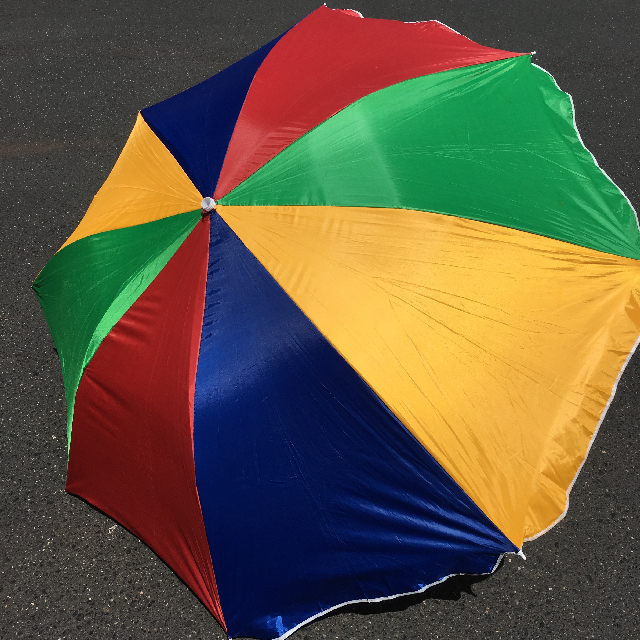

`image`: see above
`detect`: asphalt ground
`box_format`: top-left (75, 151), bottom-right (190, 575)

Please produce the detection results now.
top-left (1, 1), bottom-right (639, 638)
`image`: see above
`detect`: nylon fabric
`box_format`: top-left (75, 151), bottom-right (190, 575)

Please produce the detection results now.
top-left (33, 210), bottom-right (200, 446)
top-left (60, 113), bottom-right (201, 250)
top-left (221, 56), bottom-right (640, 260)
top-left (217, 204), bottom-right (640, 544)
top-left (193, 213), bottom-right (516, 639)
top-left (141, 33), bottom-right (285, 198)
top-left (66, 219), bottom-right (226, 629)
top-left (214, 4), bottom-right (524, 198)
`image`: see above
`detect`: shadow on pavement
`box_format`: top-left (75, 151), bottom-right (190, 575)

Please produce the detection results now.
top-left (319, 558), bottom-right (503, 620)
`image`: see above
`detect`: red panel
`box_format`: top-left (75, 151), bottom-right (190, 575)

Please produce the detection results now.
top-left (214, 5), bottom-right (527, 199)
top-left (66, 218), bottom-right (226, 631)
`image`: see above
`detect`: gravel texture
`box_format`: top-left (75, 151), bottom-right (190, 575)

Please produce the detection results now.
top-left (1, 1), bottom-right (638, 638)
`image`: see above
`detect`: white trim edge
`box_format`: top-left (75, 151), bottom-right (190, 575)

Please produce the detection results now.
top-left (524, 330), bottom-right (640, 542)
top-left (520, 63), bottom-right (640, 542)
top-left (272, 552), bottom-right (520, 640)
top-left (530, 62), bottom-right (640, 232)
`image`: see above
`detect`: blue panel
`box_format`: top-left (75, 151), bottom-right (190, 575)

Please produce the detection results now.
top-left (193, 213), bottom-right (517, 640)
top-left (141, 34), bottom-right (285, 198)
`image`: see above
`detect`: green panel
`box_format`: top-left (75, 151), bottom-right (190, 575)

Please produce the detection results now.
top-left (33, 210), bottom-right (201, 447)
top-left (222, 56), bottom-right (640, 260)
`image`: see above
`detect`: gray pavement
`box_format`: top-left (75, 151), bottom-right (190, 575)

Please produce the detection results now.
top-left (1, 1), bottom-right (638, 638)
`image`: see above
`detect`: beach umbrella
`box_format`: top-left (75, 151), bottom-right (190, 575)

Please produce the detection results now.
top-left (33, 6), bottom-right (640, 639)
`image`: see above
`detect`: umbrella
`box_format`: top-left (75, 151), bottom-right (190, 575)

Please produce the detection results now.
top-left (32, 5), bottom-right (640, 639)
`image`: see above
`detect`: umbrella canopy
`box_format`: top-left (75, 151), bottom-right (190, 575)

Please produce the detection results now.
top-left (33, 6), bottom-right (640, 639)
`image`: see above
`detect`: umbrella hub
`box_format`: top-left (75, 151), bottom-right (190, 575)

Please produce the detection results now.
top-left (201, 197), bottom-right (216, 217)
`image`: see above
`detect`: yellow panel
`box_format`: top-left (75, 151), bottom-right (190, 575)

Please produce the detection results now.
top-left (218, 204), bottom-right (640, 546)
top-left (60, 113), bottom-right (201, 250)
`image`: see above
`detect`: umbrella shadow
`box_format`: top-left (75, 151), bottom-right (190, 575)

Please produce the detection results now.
top-left (320, 560), bottom-right (503, 620)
